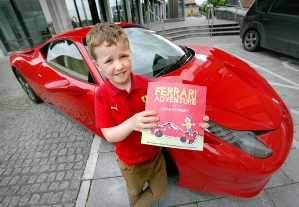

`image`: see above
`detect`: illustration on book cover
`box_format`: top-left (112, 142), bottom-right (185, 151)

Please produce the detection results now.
top-left (141, 82), bottom-right (207, 151)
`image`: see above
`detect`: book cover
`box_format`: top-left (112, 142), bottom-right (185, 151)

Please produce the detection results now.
top-left (142, 82), bottom-right (207, 151)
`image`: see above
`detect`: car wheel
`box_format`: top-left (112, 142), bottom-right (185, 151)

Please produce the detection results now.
top-left (180, 137), bottom-right (186, 143)
top-left (243, 30), bottom-right (260, 52)
top-left (15, 70), bottom-right (43, 104)
top-left (155, 130), bottom-right (163, 137)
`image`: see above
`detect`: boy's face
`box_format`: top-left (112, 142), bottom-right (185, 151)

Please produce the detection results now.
top-left (93, 40), bottom-right (132, 89)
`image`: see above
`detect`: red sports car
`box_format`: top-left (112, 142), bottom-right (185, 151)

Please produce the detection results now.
top-left (9, 22), bottom-right (294, 198)
top-left (151, 122), bottom-right (198, 144)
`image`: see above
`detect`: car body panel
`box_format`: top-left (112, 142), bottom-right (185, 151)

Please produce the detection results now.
top-left (157, 44), bottom-right (283, 131)
top-left (260, 13), bottom-right (298, 53)
top-left (9, 23), bottom-right (294, 198)
top-left (289, 29), bottom-right (299, 57)
top-left (167, 100), bottom-right (293, 197)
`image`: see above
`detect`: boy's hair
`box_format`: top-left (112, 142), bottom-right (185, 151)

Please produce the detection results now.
top-left (86, 22), bottom-right (129, 60)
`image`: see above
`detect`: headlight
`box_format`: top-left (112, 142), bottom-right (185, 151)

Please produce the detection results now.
top-left (205, 121), bottom-right (273, 159)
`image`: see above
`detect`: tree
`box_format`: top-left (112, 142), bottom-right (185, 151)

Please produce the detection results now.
top-left (208, 0), bottom-right (228, 7)
top-left (201, 0), bottom-right (228, 12)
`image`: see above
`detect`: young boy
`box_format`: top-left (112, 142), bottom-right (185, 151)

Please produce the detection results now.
top-left (86, 22), bottom-right (209, 207)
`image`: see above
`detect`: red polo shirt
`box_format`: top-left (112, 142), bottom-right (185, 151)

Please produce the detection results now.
top-left (95, 73), bottom-right (160, 165)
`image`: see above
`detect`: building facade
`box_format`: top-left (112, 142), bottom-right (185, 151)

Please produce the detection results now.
top-left (243, 0), bottom-right (254, 8)
top-left (0, 0), bottom-right (172, 56)
top-left (184, 0), bottom-right (199, 17)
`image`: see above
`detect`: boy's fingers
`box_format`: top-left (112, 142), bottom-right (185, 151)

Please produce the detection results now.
top-left (148, 116), bottom-right (159, 122)
top-left (199, 122), bottom-right (209, 129)
top-left (142, 111), bottom-right (157, 116)
top-left (203, 115), bottom-right (209, 122)
top-left (137, 122), bottom-right (157, 131)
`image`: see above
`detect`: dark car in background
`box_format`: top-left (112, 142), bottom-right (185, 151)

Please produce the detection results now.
top-left (240, 0), bottom-right (299, 59)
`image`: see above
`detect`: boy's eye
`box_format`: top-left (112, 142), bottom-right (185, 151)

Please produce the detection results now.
top-left (105, 59), bottom-right (112, 64)
top-left (121, 54), bottom-right (129, 58)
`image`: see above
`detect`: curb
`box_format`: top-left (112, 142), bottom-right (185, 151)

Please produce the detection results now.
top-left (76, 135), bottom-right (102, 207)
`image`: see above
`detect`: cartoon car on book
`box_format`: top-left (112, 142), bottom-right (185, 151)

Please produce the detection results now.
top-left (151, 122), bottom-right (198, 144)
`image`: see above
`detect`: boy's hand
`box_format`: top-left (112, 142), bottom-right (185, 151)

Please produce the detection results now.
top-left (199, 115), bottom-right (209, 129)
top-left (130, 111), bottom-right (159, 132)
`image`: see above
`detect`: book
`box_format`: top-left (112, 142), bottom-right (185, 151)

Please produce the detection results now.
top-left (142, 82), bottom-right (207, 151)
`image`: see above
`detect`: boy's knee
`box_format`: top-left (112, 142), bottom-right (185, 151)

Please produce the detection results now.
top-left (152, 181), bottom-right (168, 200)
top-left (158, 185), bottom-right (168, 199)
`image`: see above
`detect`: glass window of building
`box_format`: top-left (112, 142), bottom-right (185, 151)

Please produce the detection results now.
top-left (76, 0), bottom-right (92, 26)
top-left (66, 0), bottom-right (80, 28)
top-left (0, 0), bottom-right (50, 52)
top-left (130, 0), bottom-right (140, 24)
top-left (66, 0), bottom-right (92, 28)
top-left (95, 0), bottom-right (104, 21)
top-left (141, 0), bottom-right (148, 23)
top-left (110, 0), bottom-right (128, 22)
top-left (15, 0), bottom-right (49, 45)
top-left (178, 0), bottom-right (184, 18)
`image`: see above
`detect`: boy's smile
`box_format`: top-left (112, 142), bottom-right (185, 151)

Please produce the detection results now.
top-left (93, 40), bottom-right (132, 91)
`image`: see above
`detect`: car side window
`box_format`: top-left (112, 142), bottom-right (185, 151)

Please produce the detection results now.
top-left (256, 0), bottom-right (272, 12)
top-left (47, 39), bottom-right (90, 82)
top-left (270, 0), bottom-right (299, 15)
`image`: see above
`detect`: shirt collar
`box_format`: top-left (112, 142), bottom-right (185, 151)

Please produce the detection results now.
top-left (104, 73), bottom-right (141, 96)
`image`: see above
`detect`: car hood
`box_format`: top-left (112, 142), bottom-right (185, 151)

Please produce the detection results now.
top-left (154, 45), bottom-right (283, 131)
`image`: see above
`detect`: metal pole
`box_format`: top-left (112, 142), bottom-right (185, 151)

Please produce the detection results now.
top-left (148, 7), bottom-right (164, 36)
top-left (235, 0), bottom-right (245, 21)
top-left (73, 0), bottom-right (83, 27)
top-left (207, 4), bottom-right (210, 25)
top-left (147, 2), bottom-right (150, 29)
top-left (211, 7), bottom-right (214, 36)
top-left (81, 0), bottom-right (89, 25)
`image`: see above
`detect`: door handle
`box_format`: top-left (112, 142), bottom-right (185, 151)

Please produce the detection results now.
top-left (44, 78), bottom-right (87, 94)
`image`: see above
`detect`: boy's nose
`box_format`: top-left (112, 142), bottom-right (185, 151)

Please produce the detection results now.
top-left (114, 60), bottom-right (124, 70)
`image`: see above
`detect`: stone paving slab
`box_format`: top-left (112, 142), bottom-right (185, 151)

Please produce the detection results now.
top-left (93, 152), bottom-right (120, 179)
top-left (264, 183), bottom-right (299, 207)
top-left (0, 57), bottom-right (94, 206)
top-left (87, 177), bottom-right (128, 207)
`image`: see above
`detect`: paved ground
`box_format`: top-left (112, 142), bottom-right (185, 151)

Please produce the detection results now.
top-left (0, 57), bottom-right (94, 206)
top-left (1, 17), bottom-right (299, 207)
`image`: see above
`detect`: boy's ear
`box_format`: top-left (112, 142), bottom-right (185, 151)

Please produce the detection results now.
top-left (92, 60), bottom-right (102, 71)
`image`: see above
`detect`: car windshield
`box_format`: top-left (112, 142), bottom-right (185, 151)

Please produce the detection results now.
top-left (124, 27), bottom-right (186, 78)
top-left (84, 27), bottom-right (188, 78)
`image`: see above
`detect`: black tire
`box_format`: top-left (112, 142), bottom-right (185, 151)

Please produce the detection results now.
top-left (180, 137), bottom-right (186, 143)
top-left (243, 30), bottom-right (260, 52)
top-left (155, 130), bottom-right (163, 138)
top-left (15, 70), bottom-right (43, 104)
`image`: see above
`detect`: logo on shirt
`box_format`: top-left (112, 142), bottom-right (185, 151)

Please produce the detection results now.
top-left (141, 95), bottom-right (147, 103)
top-left (111, 105), bottom-right (118, 110)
